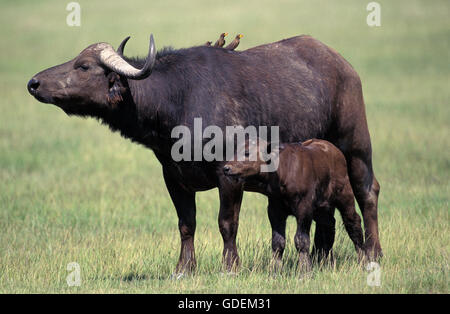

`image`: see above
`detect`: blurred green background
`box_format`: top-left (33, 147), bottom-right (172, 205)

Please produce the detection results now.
top-left (0, 0), bottom-right (448, 293)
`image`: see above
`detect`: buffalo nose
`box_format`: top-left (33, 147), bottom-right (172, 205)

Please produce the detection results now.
top-left (223, 165), bottom-right (231, 175)
top-left (27, 78), bottom-right (40, 94)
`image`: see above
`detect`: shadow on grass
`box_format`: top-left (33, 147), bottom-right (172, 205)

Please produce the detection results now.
top-left (122, 272), bottom-right (149, 281)
top-left (114, 247), bottom-right (362, 282)
top-left (242, 246), bottom-right (362, 277)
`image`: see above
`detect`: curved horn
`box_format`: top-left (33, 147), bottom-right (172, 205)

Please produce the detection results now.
top-left (99, 34), bottom-right (156, 80)
top-left (117, 36), bottom-right (130, 56)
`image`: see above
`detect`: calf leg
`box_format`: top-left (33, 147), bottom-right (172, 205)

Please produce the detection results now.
top-left (267, 197), bottom-right (288, 272)
top-left (312, 207), bottom-right (336, 263)
top-left (294, 199), bottom-right (313, 273)
top-left (163, 169), bottom-right (197, 275)
top-left (218, 180), bottom-right (243, 272)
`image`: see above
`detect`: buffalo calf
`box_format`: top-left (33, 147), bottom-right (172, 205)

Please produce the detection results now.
top-left (223, 139), bottom-right (366, 272)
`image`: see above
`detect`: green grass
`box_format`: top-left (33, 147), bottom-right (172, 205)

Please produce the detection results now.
top-left (0, 0), bottom-right (449, 293)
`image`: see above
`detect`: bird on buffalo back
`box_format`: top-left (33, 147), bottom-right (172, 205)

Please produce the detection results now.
top-left (225, 34), bottom-right (243, 50)
top-left (214, 32), bottom-right (228, 47)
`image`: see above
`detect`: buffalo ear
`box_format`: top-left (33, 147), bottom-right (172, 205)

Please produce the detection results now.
top-left (106, 72), bottom-right (126, 107)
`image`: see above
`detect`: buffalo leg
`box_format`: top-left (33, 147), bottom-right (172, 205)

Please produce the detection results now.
top-left (335, 180), bottom-right (365, 260)
top-left (335, 75), bottom-right (382, 260)
top-left (163, 169), bottom-right (197, 274)
top-left (218, 180), bottom-right (243, 272)
top-left (311, 207), bottom-right (336, 263)
top-left (348, 155), bottom-right (382, 260)
top-left (267, 197), bottom-right (288, 272)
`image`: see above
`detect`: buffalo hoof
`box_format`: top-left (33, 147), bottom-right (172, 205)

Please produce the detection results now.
top-left (297, 253), bottom-right (312, 275)
top-left (311, 248), bottom-right (335, 266)
top-left (269, 258), bottom-right (283, 275)
top-left (220, 271), bottom-right (238, 277)
top-left (363, 242), bottom-right (383, 261)
top-left (362, 246), bottom-right (383, 263)
top-left (174, 259), bottom-right (196, 276)
top-left (170, 272), bottom-right (187, 280)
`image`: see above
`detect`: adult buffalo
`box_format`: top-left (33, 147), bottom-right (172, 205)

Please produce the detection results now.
top-left (27, 34), bottom-right (381, 273)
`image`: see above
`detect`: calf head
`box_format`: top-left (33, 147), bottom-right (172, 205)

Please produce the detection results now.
top-left (223, 138), bottom-right (279, 178)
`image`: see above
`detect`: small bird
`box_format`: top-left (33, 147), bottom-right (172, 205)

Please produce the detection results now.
top-left (205, 41), bottom-right (212, 46)
top-left (214, 32), bottom-right (228, 47)
top-left (225, 34), bottom-right (243, 50)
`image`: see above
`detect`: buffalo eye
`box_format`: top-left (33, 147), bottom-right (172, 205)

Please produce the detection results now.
top-left (79, 64), bottom-right (90, 71)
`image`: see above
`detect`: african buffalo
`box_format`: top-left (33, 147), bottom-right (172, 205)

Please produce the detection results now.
top-left (27, 34), bottom-right (381, 274)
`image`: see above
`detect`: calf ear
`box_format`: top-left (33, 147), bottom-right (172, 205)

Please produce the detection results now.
top-left (106, 72), bottom-right (127, 107)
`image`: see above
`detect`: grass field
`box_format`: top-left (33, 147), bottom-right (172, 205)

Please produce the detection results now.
top-left (0, 0), bottom-right (449, 293)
